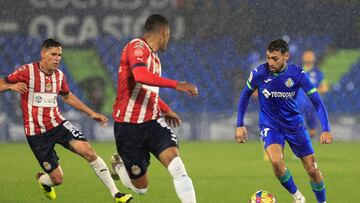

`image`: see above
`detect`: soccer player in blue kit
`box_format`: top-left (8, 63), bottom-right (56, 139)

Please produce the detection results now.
top-left (235, 39), bottom-right (333, 203)
top-left (298, 50), bottom-right (329, 137)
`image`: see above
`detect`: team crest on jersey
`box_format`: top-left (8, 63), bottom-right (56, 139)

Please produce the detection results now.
top-left (43, 162), bottom-right (52, 171)
top-left (45, 82), bottom-right (53, 92)
top-left (285, 78), bottom-right (294, 88)
top-left (131, 165), bottom-right (141, 176)
top-left (134, 49), bottom-right (144, 57)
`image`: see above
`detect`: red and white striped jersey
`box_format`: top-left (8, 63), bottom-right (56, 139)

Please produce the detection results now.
top-left (113, 38), bottom-right (163, 123)
top-left (5, 62), bottom-right (69, 136)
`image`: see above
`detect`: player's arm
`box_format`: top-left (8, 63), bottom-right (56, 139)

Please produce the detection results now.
top-left (300, 73), bottom-right (333, 144)
top-left (61, 92), bottom-right (108, 126)
top-left (0, 67), bottom-right (29, 94)
top-left (0, 78), bottom-right (27, 93)
top-left (159, 98), bottom-right (181, 127)
top-left (132, 67), bottom-right (198, 96)
top-left (128, 43), bottom-right (198, 96)
top-left (235, 70), bottom-right (258, 143)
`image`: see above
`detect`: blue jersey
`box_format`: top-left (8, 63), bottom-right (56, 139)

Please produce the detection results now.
top-left (297, 67), bottom-right (324, 107)
top-left (246, 63), bottom-right (317, 133)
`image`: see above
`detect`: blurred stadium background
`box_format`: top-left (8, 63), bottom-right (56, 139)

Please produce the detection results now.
top-left (0, 0), bottom-right (359, 141)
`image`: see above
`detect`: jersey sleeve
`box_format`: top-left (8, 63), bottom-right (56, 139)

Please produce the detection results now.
top-left (299, 71), bottom-right (317, 95)
top-left (127, 41), bottom-right (151, 70)
top-left (246, 67), bottom-right (262, 91)
top-left (5, 65), bottom-right (29, 84)
top-left (158, 98), bottom-right (170, 113)
top-left (59, 74), bottom-right (70, 95)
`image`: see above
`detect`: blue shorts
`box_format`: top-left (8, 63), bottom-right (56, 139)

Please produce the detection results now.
top-left (260, 127), bottom-right (314, 158)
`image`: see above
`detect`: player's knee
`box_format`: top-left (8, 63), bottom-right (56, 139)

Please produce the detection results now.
top-left (51, 174), bottom-right (63, 185)
top-left (271, 160), bottom-right (286, 176)
top-left (307, 165), bottom-right (320, 177)
top-left (132, 179), bottom-right (149, 191)
top-left (83, 149), bottom-right (98, 162)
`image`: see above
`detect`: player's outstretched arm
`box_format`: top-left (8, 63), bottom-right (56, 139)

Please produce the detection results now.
top-left (132, 67), bottom-right (198, 96)
top-left (62, 92), bottom-right (108, 126)
top-left (0, 78), bottom-right (28, 94)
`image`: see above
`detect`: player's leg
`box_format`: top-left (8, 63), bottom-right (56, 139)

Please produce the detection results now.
top-left (301, 154), bottom-right (326, 203)
top-left (27, 131), bottom-right (61, 200)
top-left (262, 128), bottom-right (304, 202)
top-left (112, 121), bottom-right (151, 195)
top-left (41, 165), bottom-right (64, 186)
top-left (158, 147), bottom-right (196, 203)
top-left (289, 130), bottom-right (326, 203)
top-left (60, 121), bottom-right (132, 202)
top-left (110, 153), bottom-right (149, 193)
top-left (149, 118), bottom-right (196, 203)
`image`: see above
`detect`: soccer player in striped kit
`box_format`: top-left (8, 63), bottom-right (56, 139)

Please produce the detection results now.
top-left (110, 14), bottom-right (198, 203)
top-left (0, 39), bottom-right (132, 203)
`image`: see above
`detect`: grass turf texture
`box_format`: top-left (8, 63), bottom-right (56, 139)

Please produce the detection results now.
top-left (0, 141), bottom-right (359, 202)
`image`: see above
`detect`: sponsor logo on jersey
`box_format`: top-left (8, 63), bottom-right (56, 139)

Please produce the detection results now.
top-left (131, 165), bottom-right (141, 176)
top-left (264, 79), bottom-right (272, 83)
top-left (262, 89), bottom-right (271, 98)
top-left (262, 88), bottom-right (295, 99)
top-left (285, 78), bottom-right (294, 88)
top-left (35, 95), bottom-right (42, 103)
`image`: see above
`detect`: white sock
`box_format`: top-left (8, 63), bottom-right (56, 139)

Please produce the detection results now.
top-left (114, 157), bottom-right (147, 195)
top-left (39, 173), bottom-right (54, 186)
top-left (292, 190), bottom-right (305, 200)
top-left (167, 157), bottom-right (196, 203)
top-left (90, 157), bottom-right (119, 197)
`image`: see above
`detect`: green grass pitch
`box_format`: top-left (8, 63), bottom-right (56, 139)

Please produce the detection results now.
top-left (0, 141), bottom-right (359, 202)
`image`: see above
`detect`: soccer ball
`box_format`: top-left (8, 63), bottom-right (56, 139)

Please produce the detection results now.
top-left (249, 190), bottom-right (276, 203)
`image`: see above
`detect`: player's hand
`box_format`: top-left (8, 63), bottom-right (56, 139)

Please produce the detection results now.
top-left (90, 113), bottom-right (108, 126)
top-left (164, 109), bottom-right (181, 128)
top-left (320, 131), bottom-right (333, 144)
top-left (9, 82), bottom-right (28, 94)
top-left (235, 126), bottom-right (248, 143)
top-left (175, 82), bottom-right (199, 97)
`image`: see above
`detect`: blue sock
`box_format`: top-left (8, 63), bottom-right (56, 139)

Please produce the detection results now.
top-left (278, 169), bottom-right (298, 194)
top-left (311, 181), bottom-right (326, 203)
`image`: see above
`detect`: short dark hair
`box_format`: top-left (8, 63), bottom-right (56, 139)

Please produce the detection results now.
top-left (267, 39), bottom-right (289, 54)
top-left (144, 14), bottom-right (169, 32)
top-left (41, 38), bottom-right (61, 49)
